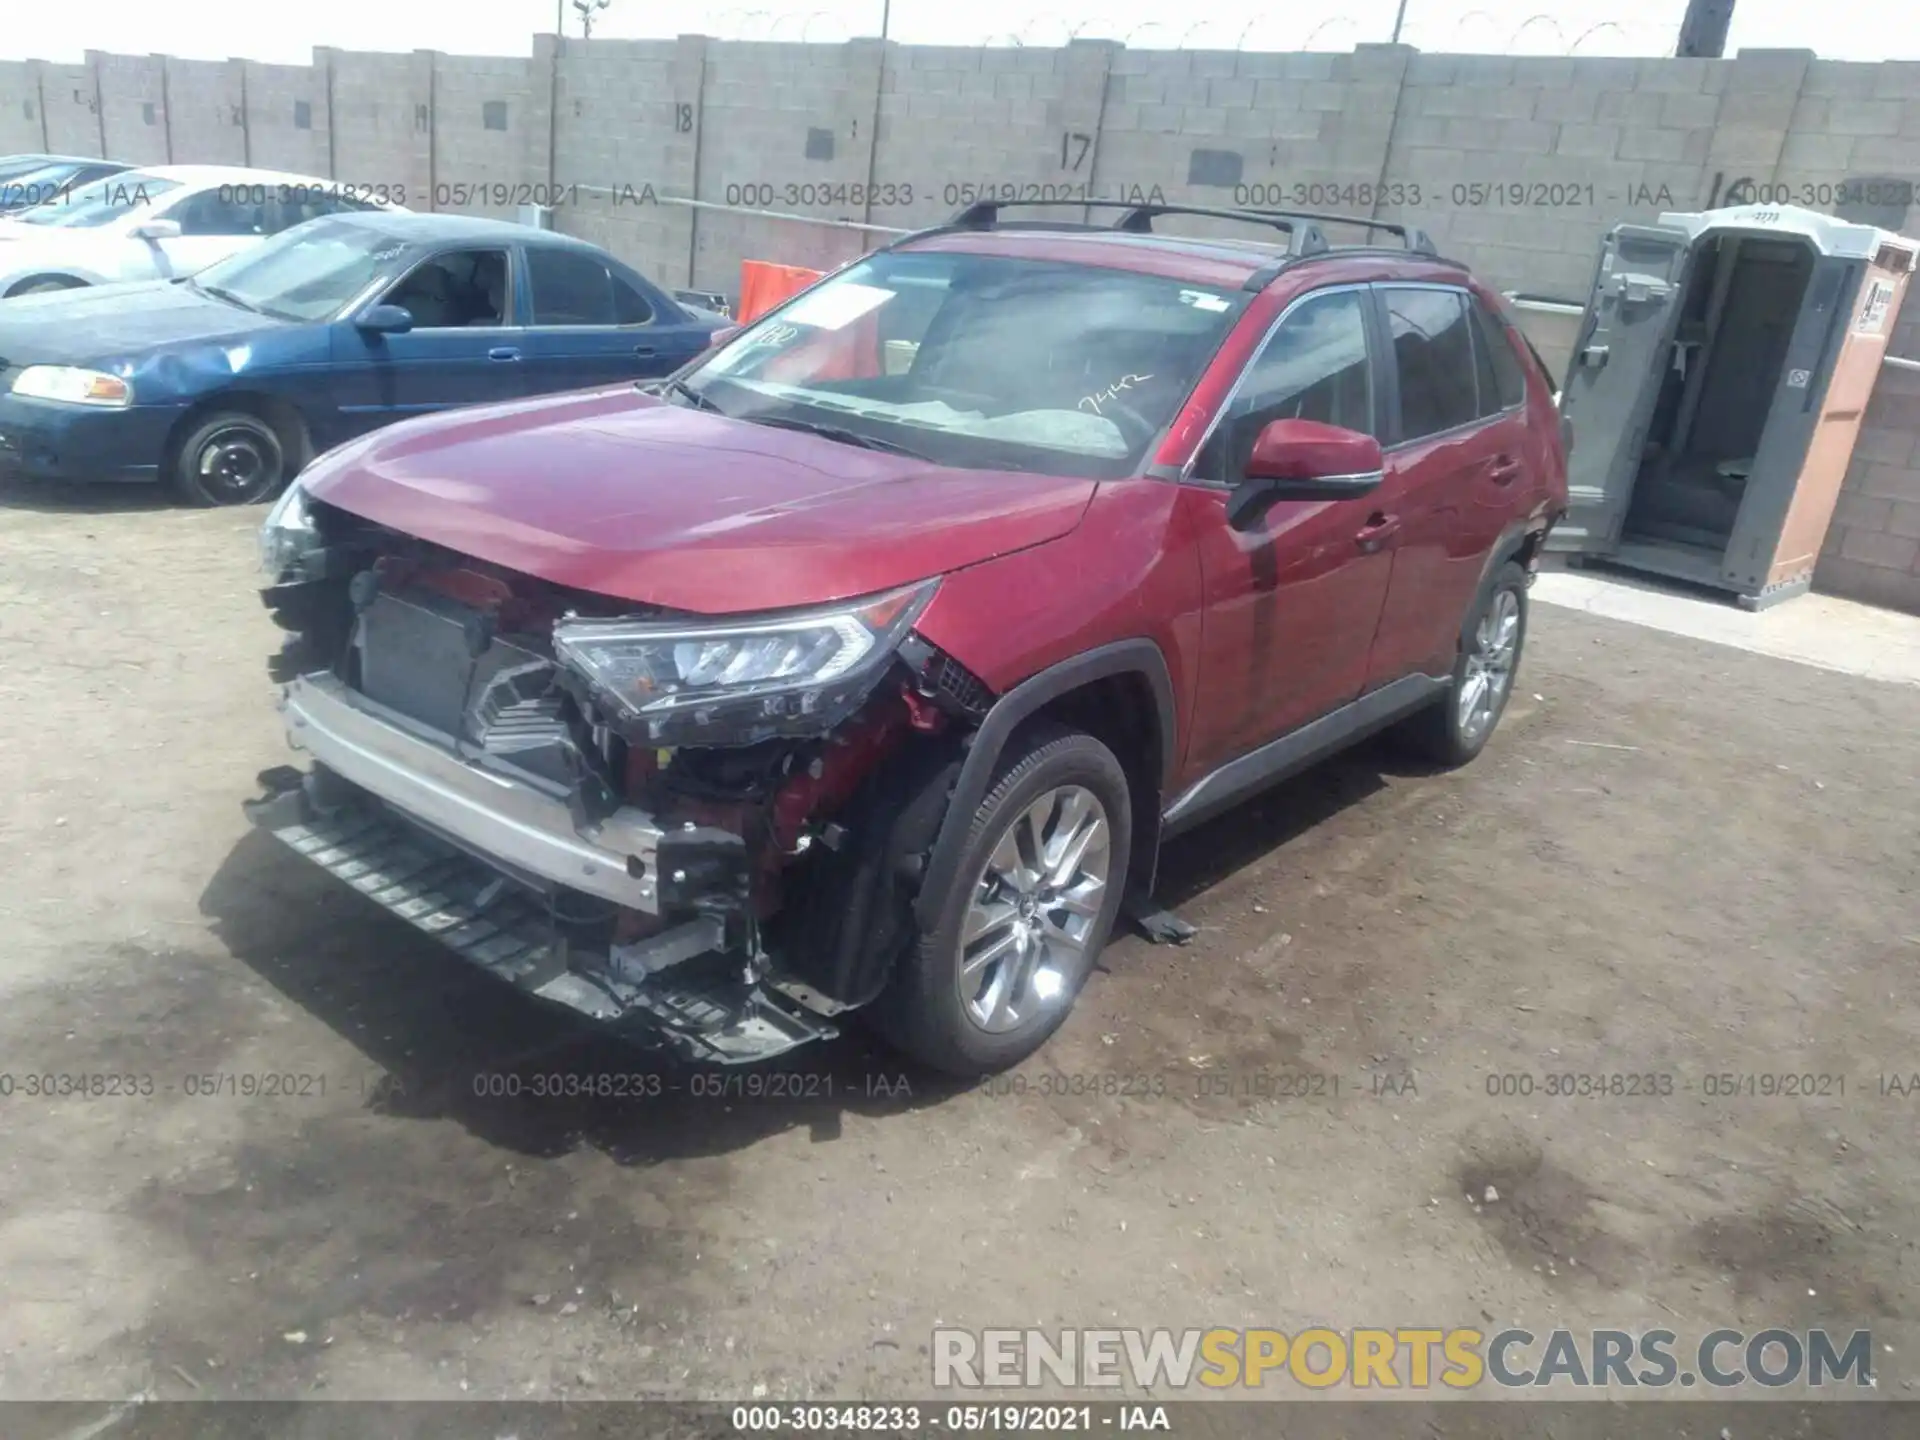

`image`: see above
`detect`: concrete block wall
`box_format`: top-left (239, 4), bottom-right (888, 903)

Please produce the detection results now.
top-left (0, 63), bottom-right (45, 153)
top-left (239, 62), bottom-right (332, 175)
top-left (550, 36), bottom-right (695, 285)
top-left (36, 62), bottom-right (104, 156)
top-left (89, 54), bottom-right (168, 165)
top-left (430, 53), bottom-right (540, 219)
top-left (5, 36), bottom-right (1920, 612)
top-left (162, 59), bottom-right (247, 165)
top-left (1820, 310), bottom-right (1920, 611)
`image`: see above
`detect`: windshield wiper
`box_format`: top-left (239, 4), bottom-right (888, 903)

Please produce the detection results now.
top-left (743, 415), bottom-right (931, 460)
top-left (193, 280), bottom-right (263, 314)
top-left (650, 376), bottom-right (725, 413)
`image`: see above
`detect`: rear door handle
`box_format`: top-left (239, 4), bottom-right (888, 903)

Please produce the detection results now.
top-left (488, 347), bottom-right (521, 362)
top-left (633, 343), bottom-right (659, 357)
top-left (1489, 455), bottom-right (1523, 485)
top-left (1355, 512), bottom-right (1400, 552)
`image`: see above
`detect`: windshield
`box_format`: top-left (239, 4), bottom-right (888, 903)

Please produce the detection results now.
top-left (13, 173), bottom-right (181, 229)
top-left (190, 218), bottom-right (412, 323)
top-left (0, 156), bottom-right (53, 183)
top-left (680, 251), bottom-right (1248, 478)
top-left (0, 164), bottom-right (80, 209)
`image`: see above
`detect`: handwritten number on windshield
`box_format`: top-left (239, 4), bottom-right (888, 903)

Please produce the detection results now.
top-left (1079, 374), bottom-right (1154, 415)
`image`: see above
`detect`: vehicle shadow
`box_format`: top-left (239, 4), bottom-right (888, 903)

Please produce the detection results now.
top-left (1149, 733), bottom-right (1435, 910)
top-left (198, 828), bottom-right (970, 1167)
top-left (0, 474), bottom-right (176, 514)
top-left (198, 734), bottom-right (1421, 1165)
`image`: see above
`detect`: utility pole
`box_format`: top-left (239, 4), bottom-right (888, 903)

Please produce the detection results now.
top-left (1389, 0), bottom-right (1410, 43)
top-left (1676, 0), bottom-right (1735, 57)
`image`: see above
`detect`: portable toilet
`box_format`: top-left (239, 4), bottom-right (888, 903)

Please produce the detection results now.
top-left (1550, 203), bottom-right (1920, 608)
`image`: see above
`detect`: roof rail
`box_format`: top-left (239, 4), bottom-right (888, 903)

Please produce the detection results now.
top-left (947, 198), bottom-right (1443, 259)
top-left (1241, 210), bottom-right (1439, 255)
top-left (948, 199), bottom-right (1330, 257)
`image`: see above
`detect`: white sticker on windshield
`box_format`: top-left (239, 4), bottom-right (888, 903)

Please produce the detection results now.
top-left (781, 281), bottom-right (893, 331)
top-left (1179, 289), bottom-right (1231, 312)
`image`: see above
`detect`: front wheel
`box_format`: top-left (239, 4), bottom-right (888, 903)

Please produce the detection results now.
top-left (1395, 559), bottom-right (1529, 767)
top-left (869, 723), bottom-right (1131, 1076)
top-left (169, 411), bottom-right (290, 506)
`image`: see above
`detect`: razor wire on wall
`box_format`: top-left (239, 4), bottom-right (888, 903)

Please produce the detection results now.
top-left (667, 1), bottom-right (1684, 54)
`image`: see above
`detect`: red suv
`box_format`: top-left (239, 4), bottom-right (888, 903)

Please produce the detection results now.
top-left (250, 202), bottom-right (1567, 1075)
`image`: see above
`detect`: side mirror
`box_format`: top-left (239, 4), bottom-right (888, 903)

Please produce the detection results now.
top-left (129, 218), bottom-right (182, 242)
top-left (1227, 418), bottom-right (1385, 530)
top-left (355, 303), bottom-right (415, 335)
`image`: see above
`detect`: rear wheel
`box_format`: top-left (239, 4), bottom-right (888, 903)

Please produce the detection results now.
top-left (869, 724), bottom-right (1131, 1076)
top-left (169, 410), bottom-right (291, 507)
top-left (1395, 560), bottom-right (1529, 767)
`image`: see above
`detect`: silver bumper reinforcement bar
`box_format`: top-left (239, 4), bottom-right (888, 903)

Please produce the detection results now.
top-left (276, 670), bottom-right (663, 912)
top-left (247, 673), bottom-right (839, 1064)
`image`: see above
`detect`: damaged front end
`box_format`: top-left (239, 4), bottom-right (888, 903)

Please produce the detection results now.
top-left (247, 486), bottom-right (992, 1064)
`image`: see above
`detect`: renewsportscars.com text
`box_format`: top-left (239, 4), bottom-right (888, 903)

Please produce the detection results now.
top-left (932, 1327), bottom-right (1874, 1391)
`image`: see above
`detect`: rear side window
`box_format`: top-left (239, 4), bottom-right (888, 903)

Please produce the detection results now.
top-left (527, 248), bottom-right (618, 325)
top-left (1383, 287), bottom-right (1478, 442)
top-left (172, 189), bottom-right (268, 238)
top-left (1470, 298), bottom-right (1528, 412)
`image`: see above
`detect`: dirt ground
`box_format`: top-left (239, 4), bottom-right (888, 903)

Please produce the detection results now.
top-left (2, 478), bottom-right (1918, 1419)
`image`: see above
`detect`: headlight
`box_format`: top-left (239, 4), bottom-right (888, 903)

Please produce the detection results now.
top-left (553, 579), bottom-right (938, 746)
top-left (258, 479), bottom-right (318, 582)
top-left (10, 365), bottom-right (132, 407)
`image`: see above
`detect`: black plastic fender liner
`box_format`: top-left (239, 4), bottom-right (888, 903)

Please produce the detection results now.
top-left (1459, 520), bottom-right (1545, 652)
top-left (910, 639), bottom-right (1180, 932)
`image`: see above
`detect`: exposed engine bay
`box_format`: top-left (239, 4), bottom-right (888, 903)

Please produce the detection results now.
top-left (247, 491), bottom-right (995, 1064)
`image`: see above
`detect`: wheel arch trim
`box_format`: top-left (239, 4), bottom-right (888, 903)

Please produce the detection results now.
top-left (911, 638), bottom-right (1178, 930)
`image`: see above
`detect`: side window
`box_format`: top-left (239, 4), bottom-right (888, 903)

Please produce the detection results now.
top-left (611, 273), bottom-right (655, 326)
top-left (170, 189), bottom-right (267, 237)
top-left (1469, 298), bottom-right (1528, 413)
top-left (1195, 288), bottom-right (1373, 482)
top-left (1384, 288), bottom-right (1480, 441)
top-left (276, 193), bottom-right (379, 233)
top-left (383, 248), bottom-right (511, 329)
top-left (527, 248), bottom-right (618, 325)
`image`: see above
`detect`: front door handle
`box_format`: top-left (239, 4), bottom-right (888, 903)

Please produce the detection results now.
top-left (633, 343), bottom-right (658, 357)
top-left (1489, 455), bottom-right (1523, 485)
top-left (488, 347), bottom-right (521, 362)
top-left (1355, 512), bottom-right (1400, 552)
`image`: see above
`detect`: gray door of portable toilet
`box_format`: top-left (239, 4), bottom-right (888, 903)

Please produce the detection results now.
top-left (1551, 203), bottom-right (1918, 606)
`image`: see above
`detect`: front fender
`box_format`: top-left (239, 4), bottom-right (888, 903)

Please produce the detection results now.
top-left (911, 638), bottom-right (1178, 931)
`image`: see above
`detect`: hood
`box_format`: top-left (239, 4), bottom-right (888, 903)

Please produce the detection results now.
top-left (0, 280), bottom-right (282, 365)
top-left (304, 387), bottom-right (1099, 614)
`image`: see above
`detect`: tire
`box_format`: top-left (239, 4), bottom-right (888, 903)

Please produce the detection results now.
top-left (5, 276), bottom-right (84, 297)
top-left (1394, 559), bottom-right (1530, 767)
top-left (868, 723), bottom-right (1132, 1076)
top-left (169, 410), bottom-right (290, 507)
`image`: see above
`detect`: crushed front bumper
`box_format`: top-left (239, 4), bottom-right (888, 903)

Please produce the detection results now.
top-left (246, 672), bottom-right (838, 1064)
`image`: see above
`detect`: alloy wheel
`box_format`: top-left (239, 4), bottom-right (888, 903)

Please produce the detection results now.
top-left (955, 784), bottom-right (1111, 1035)
top-left (1457, 586), bottom-right (1521, 745)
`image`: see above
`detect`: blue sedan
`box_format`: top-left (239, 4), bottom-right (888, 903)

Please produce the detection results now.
top-left (0, 212), bottom-right (726, 504)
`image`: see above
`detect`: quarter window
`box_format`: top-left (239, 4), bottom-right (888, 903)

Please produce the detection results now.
top-left (1384, 288), bottom-right (1479, 442)
top-left (612, 273), bottom-right (655, 326)
top-left (527, 248), bottom-right (621, 325)
top-left (1195, 287), bottom-right (1373, 482)
top-left (1470, 298), bottom-right (1528, 413)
